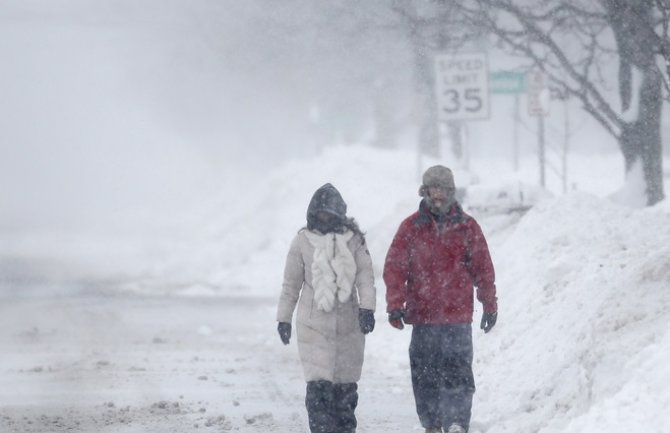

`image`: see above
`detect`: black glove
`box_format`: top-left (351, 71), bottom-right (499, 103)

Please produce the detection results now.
top-left (277, 322), bottom-right (291, 345)
top-left (480, 311), bottom-right (497, 333)
top-left (388, 309), bottom-right (405, 330)
top-left (358, 308), bottom-right (375, 334)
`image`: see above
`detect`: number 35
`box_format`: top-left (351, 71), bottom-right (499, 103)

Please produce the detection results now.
top-left (441, 88), bottom-right (483, 113)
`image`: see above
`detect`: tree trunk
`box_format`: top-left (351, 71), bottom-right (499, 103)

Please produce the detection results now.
top-left (604, 0), bottom-right (665, 206)
top-left (415, 48), bottom-right (440, 158)
top-left (406, 25), bottom-right (440, 158)
top-left (619, 67), bottom-right (665, 205)
top-left (371, 78), bottom-right (398, 149)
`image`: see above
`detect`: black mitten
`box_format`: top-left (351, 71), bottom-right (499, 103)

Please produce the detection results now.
top-left (277, 322), bottom-right (291, 344)
top-left (358, 309), bottom-right (375, 334)
top-left (480, 311), bottom-right (497, 333)
top-left (388, 309), bottom-right (405, 330)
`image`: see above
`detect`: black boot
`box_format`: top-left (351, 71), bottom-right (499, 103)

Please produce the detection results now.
top-left (333, 383), bottom-right (358, 433)
top-left (306, 380), bottom-right (335, 433)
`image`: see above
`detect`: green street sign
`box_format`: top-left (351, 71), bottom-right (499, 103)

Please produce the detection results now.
top-left (489, 71), bottom-right (526, 94)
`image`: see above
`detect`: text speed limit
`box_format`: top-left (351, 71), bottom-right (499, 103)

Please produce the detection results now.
top-left (434, 53), bottom-right (490, 121)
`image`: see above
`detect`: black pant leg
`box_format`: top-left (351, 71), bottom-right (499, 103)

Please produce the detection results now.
top-left (410, 326), bottom-right (442, 430)
top-left (411, 325), bottom-right (475, 431)
top-left (439, 325), bottom-right (475, 430)
top-left (440, 387), bottom-right (473, 431)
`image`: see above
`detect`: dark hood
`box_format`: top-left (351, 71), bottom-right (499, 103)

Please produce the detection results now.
top-left (306, 183), bottom-right (347, 233)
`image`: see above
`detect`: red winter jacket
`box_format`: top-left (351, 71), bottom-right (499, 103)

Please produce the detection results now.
top-left (384, 201), bottom-right (497, 325)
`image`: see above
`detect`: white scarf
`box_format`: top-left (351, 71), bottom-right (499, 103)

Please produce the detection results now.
top-left (304, 230), bottom-right (356, 312)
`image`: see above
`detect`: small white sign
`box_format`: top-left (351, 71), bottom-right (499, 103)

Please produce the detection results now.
top-left (434, 53), bottom-right (490, 121)
top-left (527, 70), bottom-right (550, 117)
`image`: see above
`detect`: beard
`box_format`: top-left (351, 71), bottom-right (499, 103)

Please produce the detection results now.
top-left (426, 196), bottom-right (454, 216)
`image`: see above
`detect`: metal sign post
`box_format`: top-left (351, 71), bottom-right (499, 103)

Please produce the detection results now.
top-left (527, 70), bottom-right (550, 188)
top-left (490, 70), bottom-right (526, 171)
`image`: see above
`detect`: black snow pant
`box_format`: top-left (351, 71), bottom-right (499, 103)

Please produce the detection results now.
top-left (305, 380), bottom-right (358, 433)
top-left (409, 324), bottom-right (475, 432)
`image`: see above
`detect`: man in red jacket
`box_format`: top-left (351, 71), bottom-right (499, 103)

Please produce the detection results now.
top-left (384, 165), bottom-right (497, 433)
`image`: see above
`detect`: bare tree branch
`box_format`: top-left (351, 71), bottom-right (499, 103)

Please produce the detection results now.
top-left (469, 0), bottom-right (624, 133)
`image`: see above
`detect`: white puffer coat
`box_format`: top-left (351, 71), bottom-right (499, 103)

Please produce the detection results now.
top-left (276, 228), bottom-right (376, 383)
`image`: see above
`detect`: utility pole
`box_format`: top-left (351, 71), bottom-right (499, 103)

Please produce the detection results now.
top-left (538, 115), bottom-right (546, 187)
top-left (527, 70), bottom-right (550, 188)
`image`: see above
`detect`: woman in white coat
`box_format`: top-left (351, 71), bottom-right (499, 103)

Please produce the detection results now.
top-left (276, 183), bottom-right (377, 433)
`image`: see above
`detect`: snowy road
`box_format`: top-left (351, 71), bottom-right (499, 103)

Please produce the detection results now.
top-left (0, 292), bottom-right (418, 433)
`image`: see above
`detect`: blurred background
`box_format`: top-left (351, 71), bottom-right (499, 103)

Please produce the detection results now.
top-left (1, 0), bottom-right (667, 294)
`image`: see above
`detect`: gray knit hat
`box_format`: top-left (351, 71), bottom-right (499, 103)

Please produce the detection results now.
top-left (419, 165), bottom-right (455, 196)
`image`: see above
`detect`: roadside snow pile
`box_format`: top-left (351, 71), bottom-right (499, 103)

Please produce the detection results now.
top-left (120, 145), bottom-right (423, 297)
top-left (463, 181), bottom-right (553, 215)
top-left (472, 193), bottom-right (670, 433)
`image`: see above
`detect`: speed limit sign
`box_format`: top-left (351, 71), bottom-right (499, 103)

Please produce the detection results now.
top-left (434, 53), bottom-right (490, 121)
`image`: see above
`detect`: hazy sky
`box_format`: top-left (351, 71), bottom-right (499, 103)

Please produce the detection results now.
top-left (0, 1), bottom-right (414, 232)
top-left (0, 0), bottom-right (636, 234)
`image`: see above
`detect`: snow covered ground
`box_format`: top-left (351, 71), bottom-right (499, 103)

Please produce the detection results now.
top-left (2, 145), bottom-right (670, 433)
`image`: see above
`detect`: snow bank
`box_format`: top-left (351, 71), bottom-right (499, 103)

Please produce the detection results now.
top-left (473, 193), bottom-right (670, 433)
